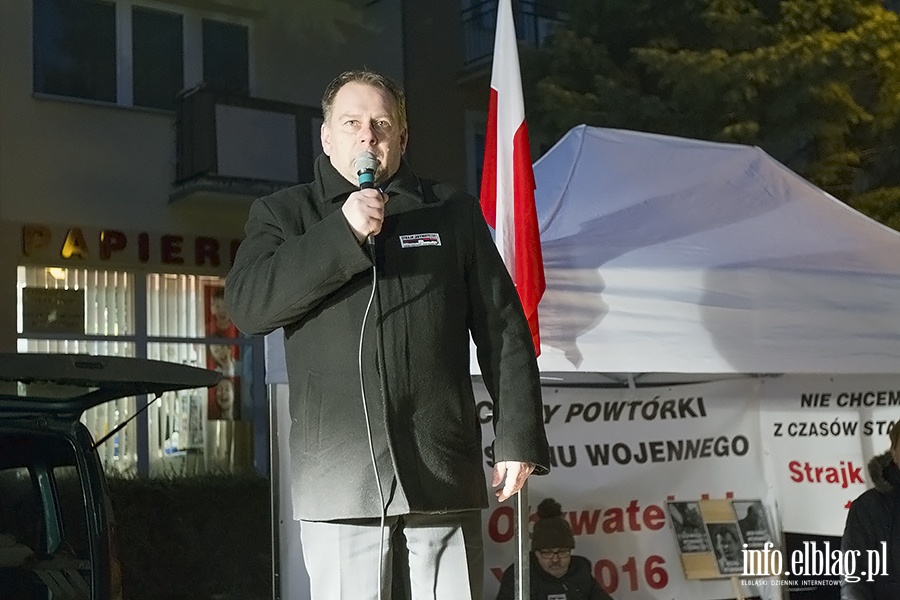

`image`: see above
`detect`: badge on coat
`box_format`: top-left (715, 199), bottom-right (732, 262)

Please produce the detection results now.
top-left (400, 233), bottom-right (441, 248)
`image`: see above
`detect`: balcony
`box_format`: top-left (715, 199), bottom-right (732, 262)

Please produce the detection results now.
top-left (461, 0), bottom-right (563, 70)
top-left (170, 87), bottom-right (322, 204)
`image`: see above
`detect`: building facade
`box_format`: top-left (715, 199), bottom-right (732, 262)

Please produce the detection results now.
top-left (0, 0), bottom-right (555, 480)
top-left (0, 0), bottom-right (405, 478)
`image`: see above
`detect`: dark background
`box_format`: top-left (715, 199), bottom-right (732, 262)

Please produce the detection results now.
top-left (109, 475), bottom-right (270, 600)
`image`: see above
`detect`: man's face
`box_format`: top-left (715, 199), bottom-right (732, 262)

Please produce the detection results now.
top-left (892, 438), bottom-right (900, 467)
top-left (535, 548), bottom-right (571, 579)
top-left (209, 344), bottom-right (232, 365)
top-left (716, 532), bottom-right (740, 561)
top-left (216, 379), bottom-right (234, 409)
top-left (321, 81), bottom-right (407, 185)
top-left (210, 296), bottom-right (231, 323)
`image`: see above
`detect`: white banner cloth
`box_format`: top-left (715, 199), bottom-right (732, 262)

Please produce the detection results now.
top-left (478, 378), bottom-right (777, 600)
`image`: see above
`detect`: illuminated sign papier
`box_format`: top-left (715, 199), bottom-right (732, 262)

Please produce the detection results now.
top-left (21, 224), bottom-right (242, 272)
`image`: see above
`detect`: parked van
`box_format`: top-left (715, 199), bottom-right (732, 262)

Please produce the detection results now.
top-left (0, 353), bottom-right (221, 600)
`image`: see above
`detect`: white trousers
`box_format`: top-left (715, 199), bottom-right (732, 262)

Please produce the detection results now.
top-left (299, 511), bottom-right (484, 600)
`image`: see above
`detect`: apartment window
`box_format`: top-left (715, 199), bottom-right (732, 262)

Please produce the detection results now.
top-left (33, 0), bottom-right (117, 102)
top-left (132, 6), bottom-right (183, 110)
top-left (202, 19), bottom-right (249, 95)
top-left (32, 0), bottom-right (252, 109)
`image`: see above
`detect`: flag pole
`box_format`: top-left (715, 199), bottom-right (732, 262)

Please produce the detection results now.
top-left (514, 482), bottom-right (530, 600)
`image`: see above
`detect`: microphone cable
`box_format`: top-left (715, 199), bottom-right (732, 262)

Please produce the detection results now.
top-left (357, 239), bottom-right (388, 600)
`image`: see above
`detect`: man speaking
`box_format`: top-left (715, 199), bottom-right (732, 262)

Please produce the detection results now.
top-left (225, 70), bottom-right (550, 600)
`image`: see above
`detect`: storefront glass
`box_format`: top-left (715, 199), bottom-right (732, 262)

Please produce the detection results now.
top-left (16, 266), bottom-right (255, 477)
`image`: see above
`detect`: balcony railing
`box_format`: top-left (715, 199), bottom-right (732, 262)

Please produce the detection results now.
top-left (461, 0), bottom-right (564, 67)
top-left (171, 87), bottom-right (322, 204)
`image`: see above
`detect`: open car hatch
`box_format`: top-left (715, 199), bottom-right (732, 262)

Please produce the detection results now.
top-left (0, 353), bottom-right (224, 419)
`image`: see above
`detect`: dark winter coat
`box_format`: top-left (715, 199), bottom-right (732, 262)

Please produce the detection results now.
top-left (496, 554), bottom-right (613, 600)
top-left (841, 451), bottom-right (900, 600)
top-left (225, 155), bottom-right (550, 520)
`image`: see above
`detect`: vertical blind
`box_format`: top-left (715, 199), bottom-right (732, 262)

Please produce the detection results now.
top-left (16, 266), bottom-right (248, 477)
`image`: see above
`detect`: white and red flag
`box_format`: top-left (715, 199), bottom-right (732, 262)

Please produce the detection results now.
top-left (479, 0), bottom-right (546, 355)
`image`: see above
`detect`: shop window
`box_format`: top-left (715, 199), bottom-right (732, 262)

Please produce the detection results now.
top-left (18, 266), bottom-right (139, 475)
top-left (144, 343), bottom-right (206, 477)
top-left (145, 275), bottom-right (251, 476)
top-left (17, 266), bottom-right (135, 341)
top-left (33, 0), bottom-right (117, 103)
top-left (16, 267), bottom-right (255, 478)
top-left (83, 389), bottom-right (138, 475)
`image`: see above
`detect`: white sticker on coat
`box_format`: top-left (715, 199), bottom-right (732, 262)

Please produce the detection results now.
top-left (400, 233), bottom-right (442, 248)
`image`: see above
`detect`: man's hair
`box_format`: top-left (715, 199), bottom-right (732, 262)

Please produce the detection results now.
top-left (716, 528), bottom-right (737, 542)
top-left (890, 421), bottom-right (900, 449)
top-left (321, 70), bottom-right (407, 131)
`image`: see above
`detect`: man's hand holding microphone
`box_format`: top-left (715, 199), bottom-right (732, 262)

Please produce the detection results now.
top-left (342, 151), bottom-right (385, 245)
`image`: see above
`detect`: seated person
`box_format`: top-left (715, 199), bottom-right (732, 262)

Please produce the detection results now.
top-left (496, 498), bottom-right (613, 600)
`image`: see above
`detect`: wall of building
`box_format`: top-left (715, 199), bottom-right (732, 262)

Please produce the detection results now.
top-left (0, 222), bottom-right (17, 354)
top-left (0, 0), bottom-right (404, 233)
top-left (0, 0), bottom-right (406, 352)
top-left (1, 1), bottom-right (237, 237)
top-left (401, 0), bottom-right (480, 193)
top-left (253, 0), bottom-right (405, 107)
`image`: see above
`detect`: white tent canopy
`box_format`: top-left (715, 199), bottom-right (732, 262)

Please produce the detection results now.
top-left (526, 125), bottom-right (900, 375)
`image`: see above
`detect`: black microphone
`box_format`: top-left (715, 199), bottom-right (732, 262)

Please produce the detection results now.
top-left (354, 151), bottom-right (379, 246)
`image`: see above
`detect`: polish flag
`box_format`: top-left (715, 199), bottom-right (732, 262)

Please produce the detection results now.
top-left (479, 0), bottom-right (546, 355)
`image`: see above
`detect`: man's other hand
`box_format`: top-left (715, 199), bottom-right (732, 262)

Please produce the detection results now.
top-left (491, 461), bottom-right (535, 502)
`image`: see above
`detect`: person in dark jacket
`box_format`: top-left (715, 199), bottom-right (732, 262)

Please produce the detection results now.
top-left (225, 69), bottom-right (550, 600)
top-left (496, 498), bottom-right (613, 600)
top-left (841, 422), bottom-right (900, 600)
